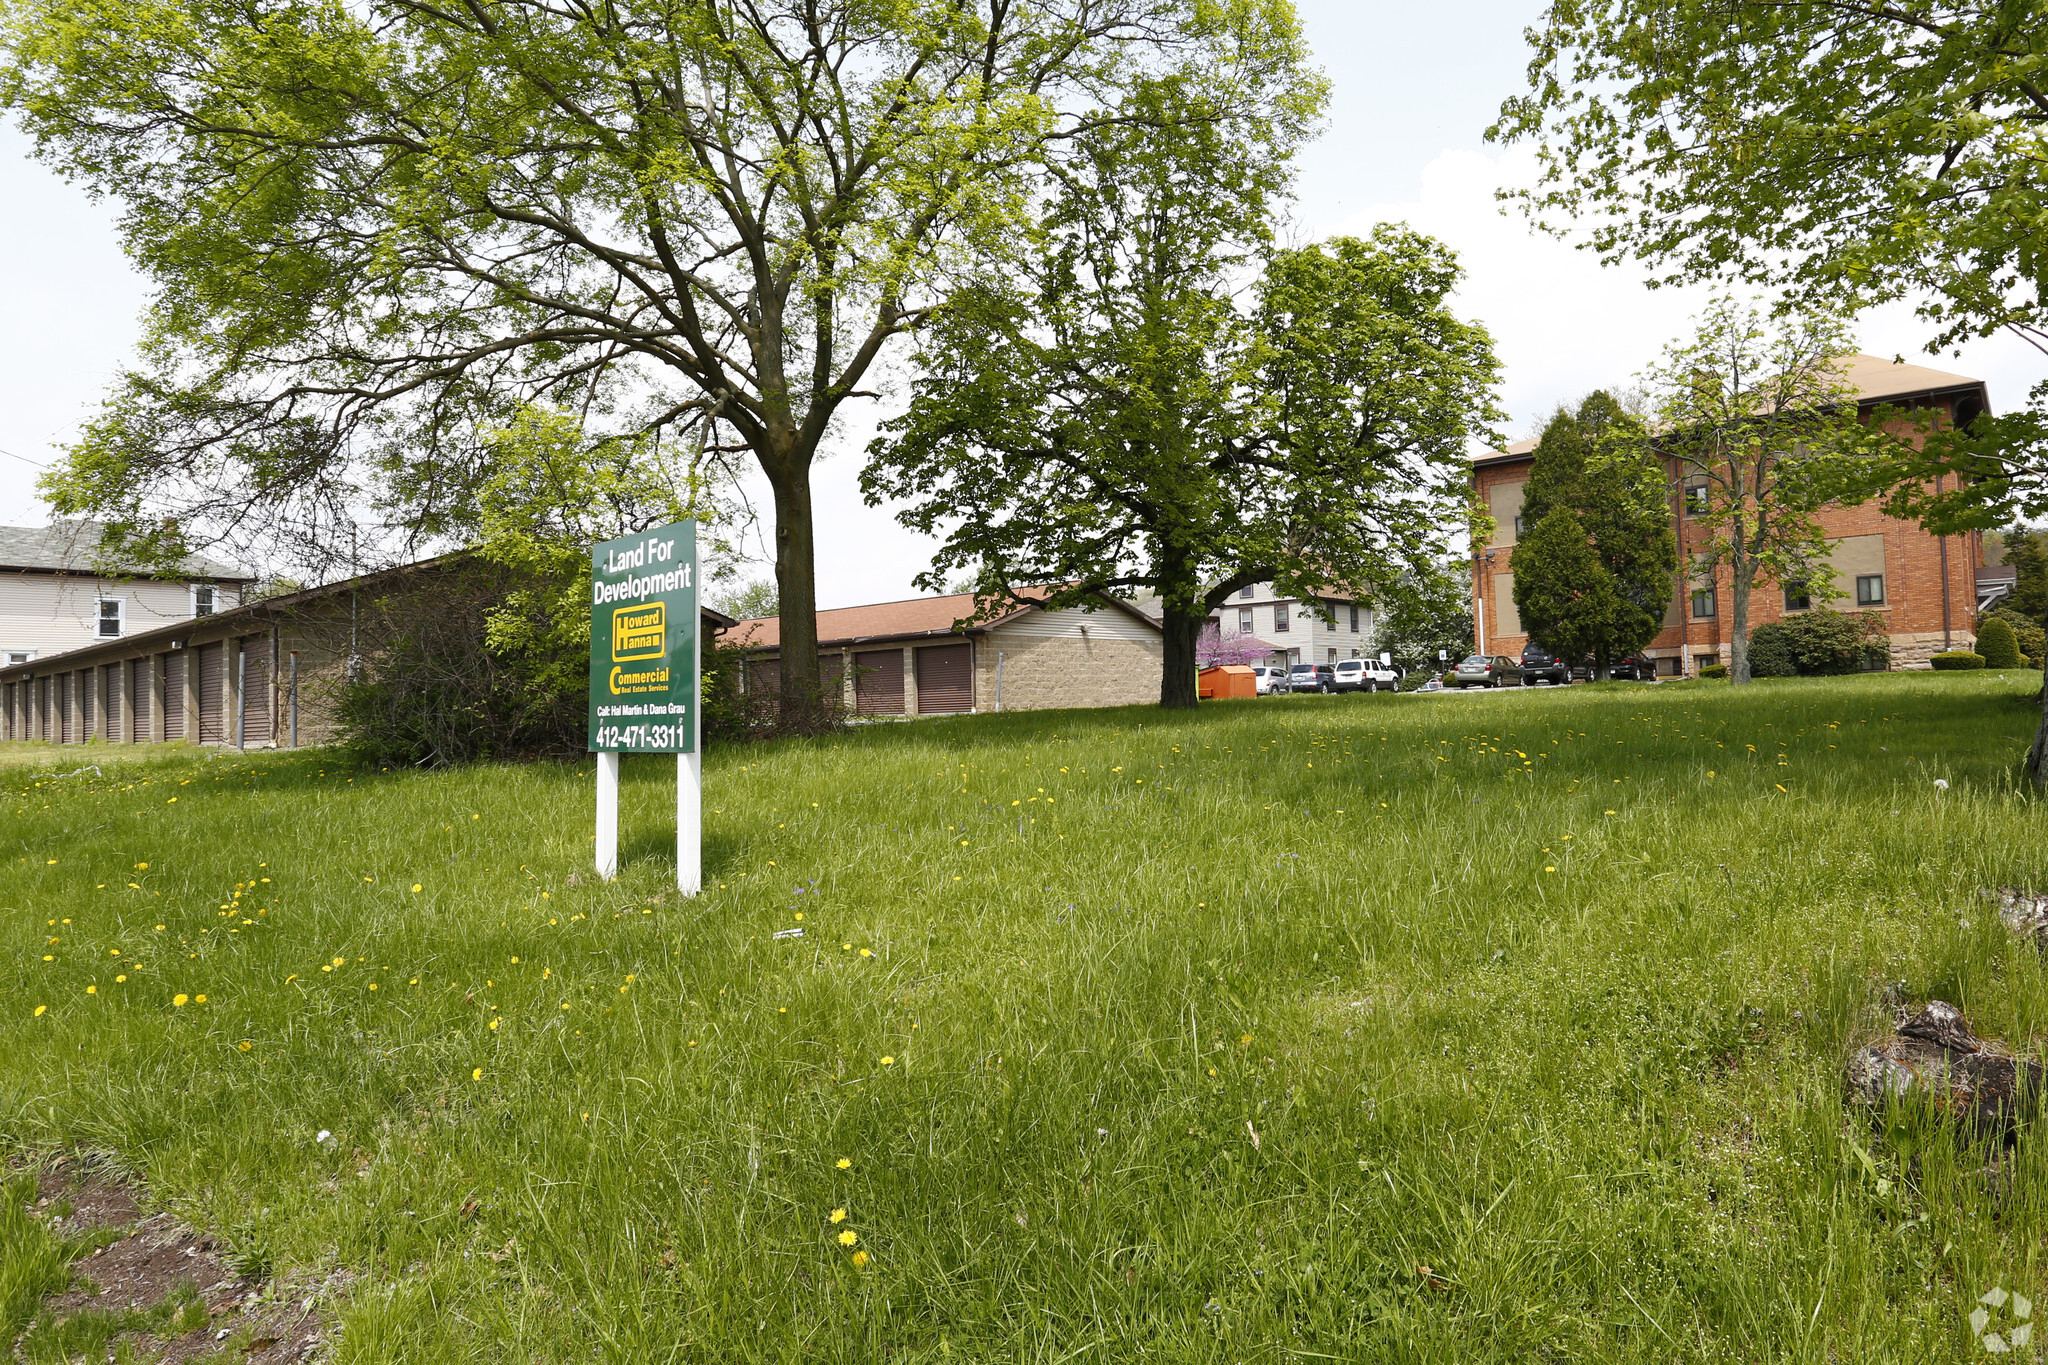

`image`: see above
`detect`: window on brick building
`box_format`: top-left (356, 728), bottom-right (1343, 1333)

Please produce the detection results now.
top-left (1684, 483), bottom-right (1710, 516)
top-left (1856, 573), bottom-right (1885, 606)
top-left (1691, 586), bottom-right (1716, 618)
top-left (1273, 603), bottom-right (1289, 632)
top-left (1783, 582), bottom-right (1811, 611)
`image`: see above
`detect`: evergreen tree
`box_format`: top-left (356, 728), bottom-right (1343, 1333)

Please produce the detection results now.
top-left (1512, 391), bottom-right (1677, 676)
top-left (1978, 616), bottom-right (2022, 669)
top-left (2002, 527), bottom-right (2048, 625)
top-left (1514, 507), bottom-right (1623, 667)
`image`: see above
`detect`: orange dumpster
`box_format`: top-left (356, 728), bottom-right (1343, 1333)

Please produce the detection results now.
top-left (1198, 665), bottom-right (1257, 700)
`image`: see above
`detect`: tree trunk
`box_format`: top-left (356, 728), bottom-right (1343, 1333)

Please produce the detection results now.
top-left (768, 462), bottom-right (820, 723)
top-left (1728, 559), bottom-right (1753, 685)
top-left (1160, 606), bottom-right (1203, 709)
top-left (1595, 647), bottom-right (1610, 682)
top-left (2029, 593), bottom-right (2048, 788)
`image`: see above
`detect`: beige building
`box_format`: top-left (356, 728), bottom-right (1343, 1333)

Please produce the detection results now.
top-left (732, 590), bottom-right (1164, 715)
top-left (0, 522), bottom-right (254, 666)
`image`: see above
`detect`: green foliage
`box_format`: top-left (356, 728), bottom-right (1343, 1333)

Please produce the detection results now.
top-left (0, 1174), bottom-right (71, 1345)
top-left (7, 675), bottom-right (2048, 1360)
top-left (1512, 391), bottom-right (1675, 669)
top-left (1492, 0), bottom-right (2048, 375)
top-left (1512, 507), bottom-right (1622, 665)
top-left (1745, 622), bottom-right (1798, 679)
top-left (2000, 528), bottom-right (2048, 624)
top-left (1978, 616), bottom-right (2023, 669)
top-left (1697, 663), bottom-right (1728, 678)
top-left (865, 73), bottom-right (1498, 708)
top-left (1377, 557), bottom-right (1475, 671)
top-left (712, 581), bottom-right (779, 623)
top-left (1931, 651), bottom-right (1987, 670)
top-left (1985, 606), bottom-right (2045, 667)
top-left (1778, 610), bottom-right (1890, 677)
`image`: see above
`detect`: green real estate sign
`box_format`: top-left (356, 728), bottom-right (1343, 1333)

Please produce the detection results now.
top-left (588, 520), bottom-right (696, 753)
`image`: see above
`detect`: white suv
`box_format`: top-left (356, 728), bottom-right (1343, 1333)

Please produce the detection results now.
top-left (1333, 659), bottom-right (1399, 693)
top-left (1248, 665), bottom-right (1285, 695)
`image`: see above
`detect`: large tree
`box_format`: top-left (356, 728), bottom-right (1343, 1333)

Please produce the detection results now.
top-left (1647, 300), bottom-right (1870, 684)
top-left (1511, 391), bottom-right (1675, 677)
top-left (2, 0), bottom-right (1303, 718)
top-left (863, 79), bottom-right (1499, 707)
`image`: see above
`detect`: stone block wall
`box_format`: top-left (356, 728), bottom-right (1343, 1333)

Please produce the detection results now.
top-left (976, 633), bottom-right (1161, 711)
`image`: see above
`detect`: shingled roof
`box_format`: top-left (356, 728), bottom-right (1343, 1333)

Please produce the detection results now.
top-left (727, 588), bottom-right (1158, 650)
top-left (0, 522), bottom-right (252, 580)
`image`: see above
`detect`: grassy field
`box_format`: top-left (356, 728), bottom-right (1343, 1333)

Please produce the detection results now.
top-left (5, 671), bottom-right (2048, 1362)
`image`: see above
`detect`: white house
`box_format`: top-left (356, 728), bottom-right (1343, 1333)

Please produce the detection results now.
top-left (1212, 582), bottom-right (1378, 668)
top-left (0, 523), bottom-right (254, 666)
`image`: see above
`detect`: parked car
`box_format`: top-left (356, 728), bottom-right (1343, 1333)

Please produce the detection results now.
top-left (1248, 665), bottom-right (1285, 695)
top-left (1609, 654), bottom-right (1657, 681)
top-left (1333, 659), bottom-right (1400, 693)
top-left (1286, 663), bottom-right (1337, 693)
top-left (1519, 646), bottom-right (1571, 686)
top-left (1450, 654), bottom-right (1524, 688)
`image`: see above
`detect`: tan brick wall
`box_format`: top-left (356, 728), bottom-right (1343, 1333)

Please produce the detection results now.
top-left (976, 633), bottom-right (1162, 711)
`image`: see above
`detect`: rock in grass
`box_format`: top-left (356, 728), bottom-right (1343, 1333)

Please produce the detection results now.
top-left (1846, 1002), bottom-right (2045, 1141)
top-left (1994, 888), bottom-right (2048, 947)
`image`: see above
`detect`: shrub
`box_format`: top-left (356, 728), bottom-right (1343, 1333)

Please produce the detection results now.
top-left (1978, 616), bottom-right (2023, 668)
top-left (1780, 608), bottom-right (1889, 675)
top-left (1930, 651), bottom-right (1987, 670)
top-left (1745, 622), bottom-right (1798, 677)
top-left (1985, 606), bottom-right (2045, 663)
top-left (1699, 663), bottom-right (1728, 678)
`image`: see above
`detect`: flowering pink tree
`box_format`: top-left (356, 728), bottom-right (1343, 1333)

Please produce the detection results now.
top-left (1195, 622), bottom-right (1274, 667)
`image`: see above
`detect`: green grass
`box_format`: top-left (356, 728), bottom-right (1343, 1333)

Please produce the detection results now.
top-left (4, 672), bottom-right (2048, 1362)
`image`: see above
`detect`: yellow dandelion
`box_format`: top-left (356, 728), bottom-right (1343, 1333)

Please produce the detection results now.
top-left (411, 884), bottom-right (422, 893)
top-left (134, 862), bottom-right (148, 870)
top-left (33, 1005), bottom-right (47, 1017)
top-left (239, 1041), bottom-right (252, 1052)
top-left (830, 1208), bottom-right (847, 1224)
top-left (194, 994), bottom-right (206, 1004)
top-left (511, 956), bottom-right (520, 964)
top-left (851, 1250), bottom-right (869, 1266)
top-left (880, 1056), bottom-right (895, 1067)
top-left (332, 957), bottom-right (346, 968)
top-left (836, 1158), bottom-right (851, 1170)
top-left (473, 1067), bottom-right (484, 1081)
top-left (173, 994), bottom-right (189, 1007)
top-left (490, 1018), bottom-right (501, 1030)
top-left (368, 983), bottom-right (379, 991)
top-left (85, 985), bottom-right (96, 995)
top-left (838, 1230), bottom-right (858, 1247)
top-left (116, 975), bottom-right (127, 983)
top-left (859, 949), bottom-right (873, 959)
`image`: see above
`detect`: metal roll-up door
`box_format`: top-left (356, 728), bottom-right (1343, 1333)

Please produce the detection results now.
top-left (59, 673), bottom-right (75, 743)
top-left (102, 664), bottom-right (120, 740)
top-left (131, 660), bottom-right (151, 739)
top-left (916, 643), bottom-right (973, 713)
top-left (163, 657), bottom-right (185, 741)
top-left (196, 643), bottom-right (225, 744)
top-left (748, 657), bottom-right (781, 695)
top-left (79, 668), bottom-right (94, 740)
top-left (853, 649), bottom-right (904, 715)
top-left (241, 642), bottom-right (272, 746)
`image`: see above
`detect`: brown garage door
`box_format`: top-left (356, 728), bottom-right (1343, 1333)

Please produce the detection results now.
top-left (163, 656), bottom-right (185, 741)
top-left (916, 643), bottom-right (973, 713)
top-left (79, 669), bottom-right (94, 740)
top-left (196, 643), bottom-right (225, 744)
top-left (102, 664), bottom-right (121, 740)
top-left (853, 649), bottom-right (904, 715)
top-left (241, 642), bottom-right (272, 746)
top-left (131, 659), bottom-right (151, 739)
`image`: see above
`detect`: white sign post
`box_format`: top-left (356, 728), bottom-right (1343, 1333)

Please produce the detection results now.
top-left (588, 521), bottom-right (701, 895)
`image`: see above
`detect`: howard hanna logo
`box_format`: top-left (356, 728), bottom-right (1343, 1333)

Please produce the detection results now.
top-left (612, 602), bottom-right (666, 661)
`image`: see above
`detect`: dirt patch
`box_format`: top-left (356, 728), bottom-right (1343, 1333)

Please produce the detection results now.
top-left (15, 1158), bottom-right (345, 1364)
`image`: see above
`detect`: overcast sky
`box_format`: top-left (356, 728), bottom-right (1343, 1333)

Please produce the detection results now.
top-left (0, 0), bottom-right (2038, 605)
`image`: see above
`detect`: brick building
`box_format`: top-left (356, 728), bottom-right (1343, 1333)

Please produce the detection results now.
top-left (731, 590), bottom-right (1164, 715)
top-left (1469, 355), bottom-right (2001, 674)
